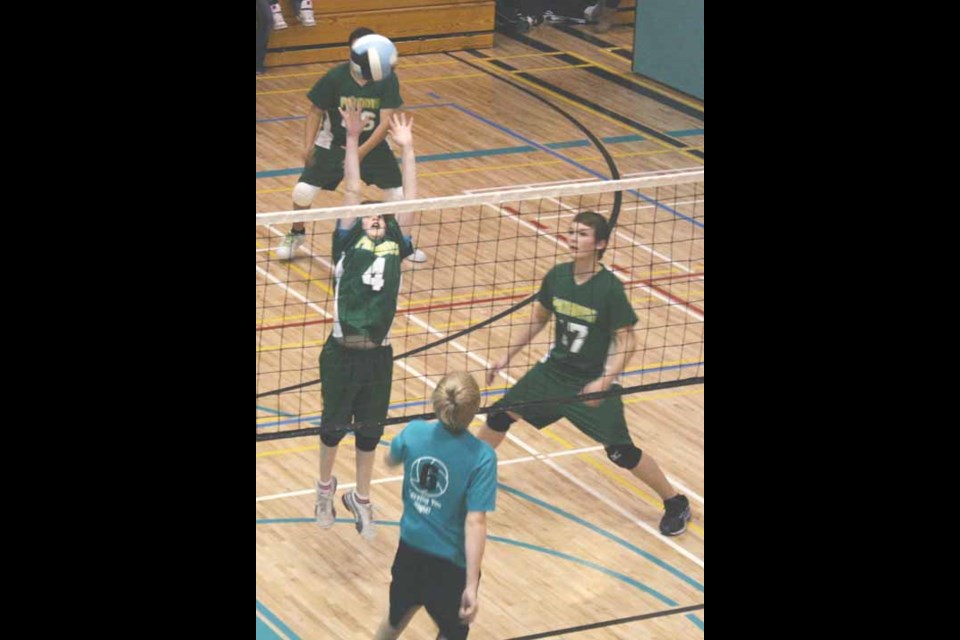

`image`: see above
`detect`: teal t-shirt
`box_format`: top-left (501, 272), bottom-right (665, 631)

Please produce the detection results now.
top-left (390, 420), bottom-right (497, 567)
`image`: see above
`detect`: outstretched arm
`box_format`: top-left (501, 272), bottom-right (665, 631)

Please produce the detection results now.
top-left (338, 101), bottom-right (364, 229)
top-left (388, 112), bottom-right (417, 228)
top-left (486, 301), bottom-right (552, 384)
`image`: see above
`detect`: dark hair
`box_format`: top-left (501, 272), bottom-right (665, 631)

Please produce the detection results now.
top-left (349, 27), bottom-right (375, 47)
top-left (573, 210), bottom-right (610, 259)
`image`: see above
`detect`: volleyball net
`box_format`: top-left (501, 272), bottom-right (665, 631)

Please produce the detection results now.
top-left (256, 169), bottom-right (703, 441)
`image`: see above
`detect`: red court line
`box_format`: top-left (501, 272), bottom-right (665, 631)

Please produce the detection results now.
top-left (256, 292), bottom-right (530, 332)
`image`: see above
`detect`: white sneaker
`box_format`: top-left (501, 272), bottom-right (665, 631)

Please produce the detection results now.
top-left (315, 476), bottom-right (337, 529)
top-left (406, 248), bottom-right (427, 263)
top-left (271, 4), bottom-right (288, 29)
top-left (342, 490), bottom-right (376, 540)
top-left (298, 0), bottom-right (316, 26)
top-left (276, 230), bottom-right (306, 260)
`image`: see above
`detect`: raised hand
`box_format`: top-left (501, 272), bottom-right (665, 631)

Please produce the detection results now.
top-left (339, 100), bottom-right (364, 139)
top-left (389, 112), bottom-right (414, 148)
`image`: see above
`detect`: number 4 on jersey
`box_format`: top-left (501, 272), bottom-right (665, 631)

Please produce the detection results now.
top-left (361, 257), bottom-right (386, 291)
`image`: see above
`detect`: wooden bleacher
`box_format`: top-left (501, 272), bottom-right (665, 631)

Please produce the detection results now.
top-left (613, 0), bottom-right (636, 25)
top-left (265, 0), bottom-right (495, 68)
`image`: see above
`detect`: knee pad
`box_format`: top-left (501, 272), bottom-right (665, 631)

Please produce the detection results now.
top-left (606, 444), bottom-right (642, 469)
top-left (486, 411), bottom-right (515, 433)
top-left (354, 433), bottom-right (382, 452)
top-left (381, 186), bottom-right (404, 202)
top-left (320, 429), bottom-right (346, 448)
top-left (293, 182), bottom-right (321, 207)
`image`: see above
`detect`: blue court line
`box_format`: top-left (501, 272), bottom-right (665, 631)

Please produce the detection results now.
top-left (255, 131), bottom-right (700, 179)
top-left (497, 483), bottom-right (704, 593)
top-left (256, 600), bottom-right (301, 640)
top-left (256, 103), bottom-right (453, 124)
top-left (257, 99), bottom-right (703, 228)
top-left (668, 128), bottom-right (705, 138)
top-left (256, 115), bottom-right (307, 124)
top-left (257, 405), bottom-right (294, 417)
top-left (256, 514), bottom-right (702, 631)
top-left (256, 616), bottom-right (281, 639)
top-left (255, 361), bottom-right (703, 429)
top-left (447, 103), bottom-right (701, 228)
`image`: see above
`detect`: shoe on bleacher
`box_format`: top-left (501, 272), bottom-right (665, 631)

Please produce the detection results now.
top-left (586, 2), bottom-right (613, 32)
top-left (298, 0), bottom-right (316, 27)
top-left (271, 4), bottom-right (288, 29)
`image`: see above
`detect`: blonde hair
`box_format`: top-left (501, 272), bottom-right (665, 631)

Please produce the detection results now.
top-left (432, 372), bottom-right (481, 433)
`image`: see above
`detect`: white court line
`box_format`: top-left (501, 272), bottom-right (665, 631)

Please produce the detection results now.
top-left (256, 446), bottom-right (605, 502)
top-left (258, 226), bottom-right (704, 568)
top-left (255, 611), bottom-right (291, 640)
top-left (667, 476), bottom-right (703, 505)
top-left (462, 169), bottom-right (694, 194)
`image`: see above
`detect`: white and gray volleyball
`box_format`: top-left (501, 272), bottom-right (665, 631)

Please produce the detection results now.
top-left (350, 34), bottom-right (398, 82)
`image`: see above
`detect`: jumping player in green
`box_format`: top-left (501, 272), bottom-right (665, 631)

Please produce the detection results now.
top-left (313, 102), bottom-right (419, 540)
top-left (476, 211), bottom-right (692, 536)
top-left (276, 27), bottom-right (426, 262)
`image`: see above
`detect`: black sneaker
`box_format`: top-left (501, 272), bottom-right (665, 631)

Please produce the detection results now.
top-left (660, 495), bottom-right (691, 536)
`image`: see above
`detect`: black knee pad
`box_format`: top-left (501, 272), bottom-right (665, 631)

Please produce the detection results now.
top-left (486, 411), bottom-right (515, 433)
top-left (606, 444), bottom-right (642, 469)
top-left (320, 430), bottom-right (346, 448)
top-left (354, 433), bottom-right (382, 452)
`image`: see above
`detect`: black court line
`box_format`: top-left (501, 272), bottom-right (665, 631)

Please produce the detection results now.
top-left (466, 49), bottom-right (704, 160)
top-left (550, 22), bottom-right (631, 59)
top-left (549, 24), bottom-right (707, 105)
top-left (505, 30), bottom-right (703, 123)
top-left (505, 603), bottom-right (705, 640)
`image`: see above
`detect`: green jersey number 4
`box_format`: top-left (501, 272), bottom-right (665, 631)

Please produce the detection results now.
top-left (361, 257), bottom-right (386, 291)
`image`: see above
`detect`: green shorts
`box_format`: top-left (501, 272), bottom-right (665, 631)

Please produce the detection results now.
top-left (299, 142), bottom-right (402, 191)
top-left (319, 335), bottom-right (393, 438)
top-left (497, 360), bottom-right (632, 446)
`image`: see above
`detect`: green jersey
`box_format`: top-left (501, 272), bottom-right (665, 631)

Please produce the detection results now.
top-left (307, 63), bottom-right (403, 149)
top-left (332, 218), bottom-right (413, 345)
top-left (537, 263), bottom-right (639, 378)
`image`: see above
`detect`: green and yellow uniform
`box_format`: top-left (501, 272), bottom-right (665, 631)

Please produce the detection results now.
top-left (498, 263), bottom-right (639, 445)
top-left (299, 63), bottom-right (404, 191)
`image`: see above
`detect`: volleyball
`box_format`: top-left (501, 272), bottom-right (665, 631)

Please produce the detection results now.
top-left (350, 34), bottom-right (398, 82)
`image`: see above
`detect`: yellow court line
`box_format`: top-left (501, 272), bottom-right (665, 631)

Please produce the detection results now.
top-left (256, 263), bottom-right (695, 328)
top-left (536, 386), bottom-right (704, 537)
top-left (257, 72), bottom-right (489, 95)
top-left (257, 339), bottom-right (326, 353)
top-left (257, 282), bottom-right (540, 329)
top-left (518, 63), bottom-right (597, 73)
top-left (256, 51), bottom-right (579, 84)
top-left (257, 443), bottom-right (319, 458)
top-left (256, 145), bottom-right (702, 194)
top-left (257, 60), bottom-right (630, 97)
top-left (255, 238), bottom-right (335, 295)
top-left (583, 51), bottom-right (706, 114)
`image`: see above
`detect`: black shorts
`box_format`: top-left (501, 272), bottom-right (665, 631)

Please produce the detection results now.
top-left (389, 540), bottom-right (472, 640)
